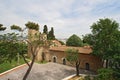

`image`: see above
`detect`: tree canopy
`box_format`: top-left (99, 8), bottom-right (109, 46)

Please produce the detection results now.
top-left (84, 18), bottom-right (120, 79)
top-left (25, 21), bottom-right (39, 30)
top-left (66, 48), bottom-right (80, 76)
top-left (10, 24), bottom-right (22, 31)
top-left (90, 18), bottom-right (119, 58)
top-left (48, 27), bottom-right (55, 40)
top-left (83, 34), bottom-right (94, 45)
top-left (0, 33), bottom-right (27, 63)
top-left (43, 25), bottom-right (48, 34)
top-left (0, 24), bottom-right (6, 31)
top-left (66, 34), bottom-right (83, 47)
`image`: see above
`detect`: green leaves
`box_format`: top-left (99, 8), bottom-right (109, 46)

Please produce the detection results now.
top-left (25, 21), bottom-right (39, 30)
top-left (66, 48), bottom-right (79, 64)
top-left (86, 18), bottom-right (120, 79)
top-left (0, 33), bottom-right (27, 63)
top-left (0, 24), bottom-right (6, 31)
top-left (89, 18), bottom-right (120, 57)
top-left (48, 27), bottom-right (55, 40)
top-left (96, 68), bottom-right (114, 80)
top-left (66, 34), bottom-right (83, 47)
top-left (43, 25), bottom-right (48, 34)
top-left (10, 25), bottom-right (22, 31)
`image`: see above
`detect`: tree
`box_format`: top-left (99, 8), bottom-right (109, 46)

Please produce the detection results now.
top-left (90, 18), bottom-right (119, 66)
top-left (25, 21), bottom-right (39, 31)
top-left (10, 24), bottom-right (22, 31)
top-left (0, 33), bottom-right (16, 63)
top-left (66, 48), bottom-right (80, 76)
top-left (0, 24), bottom-right (6, 31)
top-left (1, 22), bottom-right (49, 80)
top-left (10, 22), bottom-right (42, 80)
top-left (43, 25), bottom-right (48, 34)
top-left (66, 34), bottom-right (83, 47)
top-left (85, 18), bottom-right (120, 79)
top-left (82, 34), bottom-right (94, 45)
top-left (94, 68), bottom-right (114, 80)
top-left (23, 21), bottom-right (46, 80)
top-left (10, 25), bottom-right (27, 65)
top-left (0, 33), bottom-right (27, 64)
top-left (48, 27), bottom-right (55, 40)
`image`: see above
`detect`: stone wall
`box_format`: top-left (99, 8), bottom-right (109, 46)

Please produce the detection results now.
top-left (49, 50), bottom-right (102, 72)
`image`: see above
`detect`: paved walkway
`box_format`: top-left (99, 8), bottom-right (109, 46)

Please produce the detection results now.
top-left (0, 62), bottom-right (76, 80)
top-left (0, 62), bottom-right (95, 80)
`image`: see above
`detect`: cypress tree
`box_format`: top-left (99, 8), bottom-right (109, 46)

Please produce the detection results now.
top-left (48, 27), bottom-right (55, 40)
top-left (43, 25), bottom-right (48, 34)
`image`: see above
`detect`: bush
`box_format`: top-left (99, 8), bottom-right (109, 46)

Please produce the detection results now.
top-left (95, 68), bottom-right (114, 80)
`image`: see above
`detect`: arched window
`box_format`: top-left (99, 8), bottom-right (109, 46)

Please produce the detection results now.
top-left (85, 63), bottom-right (90, 70)
top-left (53, 56), bottom-right (57, 63)
top-left (63, 58), bottom-right (66, 65)
top-left (41, 52), bottom-right (45, 61)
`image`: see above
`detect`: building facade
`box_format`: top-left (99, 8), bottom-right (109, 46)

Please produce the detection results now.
top-left (48, 46), bottom-right (102, 72)
top-left (27, 29), bottom-right (102, 72)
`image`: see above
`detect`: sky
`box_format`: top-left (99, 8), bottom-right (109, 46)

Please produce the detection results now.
top-left (0, 0), bottom-right (120, 39)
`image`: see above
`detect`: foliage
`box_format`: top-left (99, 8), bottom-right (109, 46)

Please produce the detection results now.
top-left (0, 33), bottom-right (27, 64)
top-left (0, 22), bottom-right (50, 80)
top-left (66, 48), bottom-right (80, 76)
top-left (66, 49), bottom-right (79, 63)
top-left (48, 27), bottom-right (55, 40)
top-left (82, 34), bottom-right (94, 45)
top-left (66, 34), bottom-right (83, 47)
top-left (84, 76), bottom-right (91, 80)
top-left (0, 58), bottom-right (25, 73)
top-left (10, 24), bottom-right (22, 31)
top-left (82, 43), bottom-right (89, 47)
top-left (0, 24), bottom-right (6, 31)
top-left (43, 25), bottom-right (48, 34)
top-left (84, 18), bottom-right (120, 79)
top-left (95, 68), bottom-right (114, 80)
top-left (0, 33), bottom-right (18, 63)
top-left (24, 22), bottom-right (50, 80)
top-left (25, 21), bottom-right (39, 30)
top-left (90, 18), bottom-right (119, 58)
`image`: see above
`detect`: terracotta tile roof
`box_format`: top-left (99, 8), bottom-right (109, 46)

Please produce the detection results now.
top-left (49, 46), bottom-right (92, 54)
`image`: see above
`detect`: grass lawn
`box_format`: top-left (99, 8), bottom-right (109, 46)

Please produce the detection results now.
top-left (0, 58), bottom-right (25, 73)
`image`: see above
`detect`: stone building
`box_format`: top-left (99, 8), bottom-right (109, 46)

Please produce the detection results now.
top-left (48, 46), bottom-right (102, 72)
top-left (27, 29), bottom-right (102, 72)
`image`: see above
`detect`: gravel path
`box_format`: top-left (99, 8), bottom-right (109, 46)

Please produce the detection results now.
top-left (0, 62), bottom-right (76, 80)
top-left (0, 62), bottom-right (95, 80)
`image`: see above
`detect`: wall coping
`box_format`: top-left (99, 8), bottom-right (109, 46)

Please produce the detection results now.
top-left (62, 74), bottom-right (86, 80)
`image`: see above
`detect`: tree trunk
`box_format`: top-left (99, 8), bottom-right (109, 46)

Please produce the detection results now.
top-left (76, 65), bottom-right (79, 76)
top-left (76, 61), bottom-right (80, 76)
top-left (106, 59), bottom-right (108, 68)
top-left (17, 53), bottom-right (20, 65)
top-left (23, 56), bottom-right (35, 80)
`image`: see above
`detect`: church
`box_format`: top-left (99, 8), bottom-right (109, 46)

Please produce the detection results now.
top-left (27, 29), bottom-right (102, 72)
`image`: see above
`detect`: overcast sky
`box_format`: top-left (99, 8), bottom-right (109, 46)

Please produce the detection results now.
top-left (0, 0), bottom-right (120, 39)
